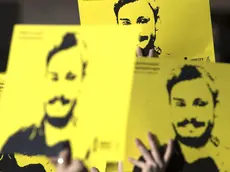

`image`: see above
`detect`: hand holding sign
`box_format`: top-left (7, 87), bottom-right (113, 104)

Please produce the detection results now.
top-left (129, 132), bottom-right (173, 172)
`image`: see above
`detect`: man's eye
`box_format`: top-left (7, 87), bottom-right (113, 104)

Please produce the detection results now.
top-left (66, 74), bottom-right (76, 80)
top-left (138, 19), bottom-right (149, 24)
top-left (194, 99), bottom-right (208, 107)
top-left (176, 101), bottom-right (186, 107)
top-left (122, 21), bottom-right (131, 25)
top-left (51, 77), bottom-right (58, 81)
top-left (137, 17), bottom-right (150, 24)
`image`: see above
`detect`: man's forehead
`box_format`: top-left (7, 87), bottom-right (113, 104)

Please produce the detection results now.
top-left (48, 47), bottom-right (82, 72)
top-left (119, 1), bottom-right (152, 17)
top-left (171, 79), bottom-right (212, 99)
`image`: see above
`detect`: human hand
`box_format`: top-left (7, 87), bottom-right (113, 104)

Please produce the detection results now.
top-left (50, 149), bottom-right (103, 172)
top-left (136, 47), bottom-right (154, 58)
top-left (50, 149), bottom-right (87, 172)
top-left (129, 132), bottom-right (173, 172)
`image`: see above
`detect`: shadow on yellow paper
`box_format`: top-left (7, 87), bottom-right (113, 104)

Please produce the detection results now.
top-left (122, 58), bottom-right (230, 172)
top-left (77, 0), bottom-right (215, 60)
top-left (0, 24), bottom-right (139, 170)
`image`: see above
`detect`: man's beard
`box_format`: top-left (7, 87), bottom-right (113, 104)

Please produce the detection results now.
top-left (44, 96), bottom-right (77, 128)
top-left (173, 118), bottom-right (214, 148)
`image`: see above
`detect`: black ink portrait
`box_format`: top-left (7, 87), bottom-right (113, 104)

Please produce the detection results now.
top-left (0, 154), bottom-right (46, 172)
top-left (133, 65), bottom-right (220, 172)
top-left (1, 33), bottom-right (88, 157)
top-left (114, 0), bottom-right (161, 57)
top-left (167, 65), bottom-right (219, 149)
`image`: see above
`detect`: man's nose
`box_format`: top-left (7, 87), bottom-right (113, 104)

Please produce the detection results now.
top-left (181, 106), bottom-right (198, 118)
top-left (54, 82), bottom-right (66, 95)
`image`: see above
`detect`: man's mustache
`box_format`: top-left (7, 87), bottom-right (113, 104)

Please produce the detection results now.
top-left (48, 95), bottom-right (70, 105)
top-left (139, 35), bottom-right (148, 42)
top-left (177, 118), bottom-right (205, 128)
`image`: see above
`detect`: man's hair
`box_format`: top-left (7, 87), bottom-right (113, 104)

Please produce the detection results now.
top-left (46, 33), bottom-right (88, 78)
top-left (114, 0), bottom-right (160, 24)
top-left (166, 64), bottom-right (219, 107)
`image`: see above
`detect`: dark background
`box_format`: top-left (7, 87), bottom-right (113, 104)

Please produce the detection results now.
top-left (0, 0), bottom-right (80, 73)
top-left (0, 2), bottom-right (20, 72)
top-left (211, 0), bottom-right (230, 63)
top-left (0, 0), bottom-right (229, 72)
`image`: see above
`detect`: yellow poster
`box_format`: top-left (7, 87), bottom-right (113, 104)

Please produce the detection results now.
top-left (122, 58), bottom-right (230, 171)
top-left (0, 154), bottom-right (55, 172)
top-left (0, 73), bottom-right (5, 99)
top-left (0, 24), bottom-right (139, 170)
top-left (78, 0), bottom-right (215, 61)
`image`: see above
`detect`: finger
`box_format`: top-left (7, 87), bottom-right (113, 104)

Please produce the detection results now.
top-left (148, 132), bottom-right (163, 168)
top-left (148, 49), bottom-right (154, 57)
top-left (90, 167), bottom-right (100, 172)
top-left (135, 138), bottom-right (154, 164)
top-left (69, 160), bottom-right (85, 172)
top-left (128, 157), bottom-right (145, 169)
top-left (163, 139), bottom-right (174, 165)
top-left (58, 149), bottom-right (69, 167)
top-left (136, 47), bottom-right (143, 57)
top-left (49, 157), bottom-right (58, 166)
top-left (118, 161), bottom-right (123, 172)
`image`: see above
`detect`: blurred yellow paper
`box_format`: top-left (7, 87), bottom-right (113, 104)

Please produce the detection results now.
top-left (0, 24), bottom-right (139, 168)
top-left (77, 0), bottom-right (215, 61)
top-left (122, 58), bottom-right (230, 171)
top-left (0, 153), bottom-right (54, 171)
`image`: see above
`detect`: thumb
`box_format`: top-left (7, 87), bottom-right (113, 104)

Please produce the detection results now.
top-left (148, 48), bottom-right (154, 57)
top-left (118, 161), bottom-right (123, 172)
top-left (136, 47), bottom-right (143, 57)
top-left (49, 157), bottom-right (58, 166)
top-left (57, 149), bottom-right (69, 168)
top-left (90, 167), bottom-right (100, 172)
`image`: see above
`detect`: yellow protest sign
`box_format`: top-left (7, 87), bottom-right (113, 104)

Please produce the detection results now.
top-left (0, 154), bottom-right (54, 172)
top-left (121, 58), bottom-right (230, 171)
top-left (0, 24), bottom-right (139, 170)
top-left (0, 73), bottom-right (5, 99)
top-left (77, 0), bottom-right (215, 61)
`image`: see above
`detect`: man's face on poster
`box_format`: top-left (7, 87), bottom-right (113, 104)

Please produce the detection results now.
top-left (44, 48), bottom-right (83, 124)
top-left (170, 78), bottom-right (215, 147)
top-left (117, 0), bottom-right (156, 49)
